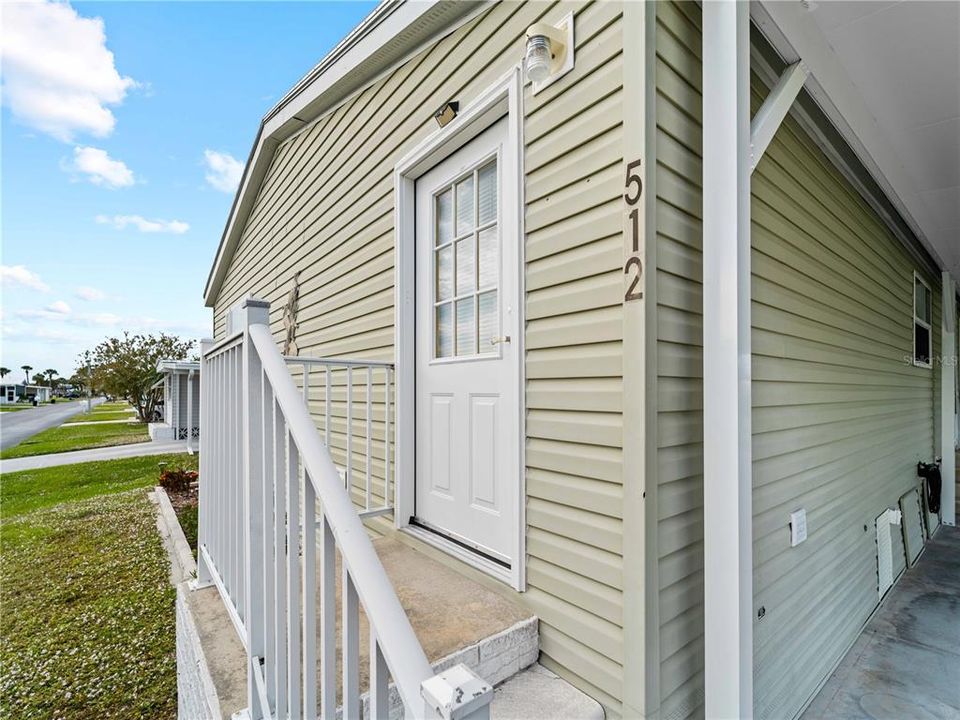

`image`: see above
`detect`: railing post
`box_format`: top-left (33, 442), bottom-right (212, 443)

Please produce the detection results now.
top-left (421, 664), bottom-right (492, 720)
top-left (194, 337), bottom-right (215, 589)
top-left (241, 298), bottom-right (271, 719)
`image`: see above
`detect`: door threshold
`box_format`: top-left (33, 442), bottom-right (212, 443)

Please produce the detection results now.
top-left (402, 523), bottom-right (513, 587)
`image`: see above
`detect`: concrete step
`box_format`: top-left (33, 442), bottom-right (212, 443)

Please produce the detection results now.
top-left (182, 535), bottom-right (546, 719)
top-left (491, 664), bottom-right (604, 720)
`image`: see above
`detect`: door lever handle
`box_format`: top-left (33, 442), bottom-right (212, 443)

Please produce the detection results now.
top-left (490, 335), bottom-right (511, 346)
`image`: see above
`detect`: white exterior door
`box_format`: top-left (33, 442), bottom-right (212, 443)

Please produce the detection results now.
top-left (414, 118), bottom-right (517, 565)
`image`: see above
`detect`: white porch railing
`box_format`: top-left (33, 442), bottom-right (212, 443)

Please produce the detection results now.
top-left (285, 356), bottom-right (394, 519)
top-left (196, 299), bottom-right (491, 720)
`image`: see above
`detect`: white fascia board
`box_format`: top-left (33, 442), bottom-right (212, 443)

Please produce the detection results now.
top-left (751, 1), bottom-right (949, 277)
top-left (203, 0), bottom-right (488, 306)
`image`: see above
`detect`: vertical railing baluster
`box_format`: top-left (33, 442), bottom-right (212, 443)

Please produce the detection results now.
top-left (275, 402), bottom-right (288, 719)
top-left (302, 470), bottom-right (317, 720)
top-left (366, 367), bottom-right (372, 512)
top-left (262, 377), bottom-right (276, 709)
top-left (230, 348), bottom-right (237, 608)
top-left (346, 366), bottom-right (353, 497)
top-left (319, 516), bottom-right (336, 720)
top-left (370, 634), bottom-right (389, 720)
top-left (385, 367), bottom-right (392, 510)
top-left (287, 430), bottom-right (302, 715)
top-left (303, 362), bottom-right (310, 404)
top-left (343, 569), bottom-right (360, 719)
top-left (324, 367), bottom-right (331, 449)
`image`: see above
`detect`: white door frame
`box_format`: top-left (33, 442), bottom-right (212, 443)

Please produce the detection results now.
top-left (393, 67), bottom-right (526, 590)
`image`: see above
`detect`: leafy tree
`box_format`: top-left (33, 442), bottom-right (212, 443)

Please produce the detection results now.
top-left (86, 333), bottom-right (195, 422)
top-left (32, 373), bottom-right (46, 386)
top-left (66, 373), bottom-right (87, 392)
top-left (45, 369), bottom-right (58, 387)
top-left (0, 367), bottom-right (10, 380)
top-left (21, 365), bottom-right (32, 384)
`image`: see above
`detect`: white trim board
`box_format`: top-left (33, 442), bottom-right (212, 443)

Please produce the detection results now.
top-left (393, 68), bottom-right (526, 592)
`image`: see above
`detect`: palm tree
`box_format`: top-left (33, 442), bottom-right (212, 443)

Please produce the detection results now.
top-left (32, 373), bottom-right (46, 386)
top-left (45, 369), bottom-right (58, 387)
top-left (21, 365), bottom-right (32, 384)
top-left (0, 367), bottom-right (9, 381)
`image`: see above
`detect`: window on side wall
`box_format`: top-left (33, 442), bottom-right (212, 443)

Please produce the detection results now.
top-left (913, 272), bottom-right (932, 368)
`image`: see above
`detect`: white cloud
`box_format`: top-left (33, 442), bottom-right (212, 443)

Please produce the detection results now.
top-left (16, 300), bottom-right (73, 321)
top-left (203, 150), bottom-right (243, 193)
top-left (75, 286), bottom-right (106, 302)
top-left (0, 1), bottom-right (136, 141)
top-left (47, 300), bottom-right (72, 315)
top-left (1, 265), bottom-right (50, 292)
top-left (95, 214), bottom-right (189, 234)
top-left (65, 146), bottom-right (135, 188)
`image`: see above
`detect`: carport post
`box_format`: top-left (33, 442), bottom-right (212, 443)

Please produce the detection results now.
top-left (941, 272), bottom-right (956, 526)
top-left (702, 1), bottom-right (754, 718)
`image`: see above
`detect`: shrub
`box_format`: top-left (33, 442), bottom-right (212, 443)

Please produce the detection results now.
top-left (158, 466), bottom-right (198, 493)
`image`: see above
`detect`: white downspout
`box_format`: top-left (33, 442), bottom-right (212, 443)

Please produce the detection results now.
top-left (702, 2), bottom-right (754, 718)
top-left (941, 273), bottom-right (956, 525)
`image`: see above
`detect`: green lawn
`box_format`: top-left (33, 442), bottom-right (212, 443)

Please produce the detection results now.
top-left (1, 453), bottom-right (197, 517)
top-left (0, 405), bottom-right (32, 413)
top-left (62, 411), bottom-right (138, 424)
top-left (0, 421), bottom-right (150, 459)
top-left (0, 453), bottom-right (197, 718)
top-left (94, 402), bottom-right (135, 413)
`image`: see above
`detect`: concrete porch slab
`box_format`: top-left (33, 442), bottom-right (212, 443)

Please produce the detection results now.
top-left (801, 526), bottom-right (960, 720)
top-left (188, 534), bottom-right (537, 718)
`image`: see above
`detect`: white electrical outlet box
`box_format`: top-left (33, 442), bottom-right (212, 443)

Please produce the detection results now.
top-left (790, 509), bottom-right (807, 547)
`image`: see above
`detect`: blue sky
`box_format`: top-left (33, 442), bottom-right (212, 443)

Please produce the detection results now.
top-left (1, 0), bottom-right (376, 380)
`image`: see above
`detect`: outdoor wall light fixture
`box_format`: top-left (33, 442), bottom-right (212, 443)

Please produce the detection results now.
top-left (524, 12), bottom-right (574, 94)
top-left (434, 101), bottom-right (459, 128)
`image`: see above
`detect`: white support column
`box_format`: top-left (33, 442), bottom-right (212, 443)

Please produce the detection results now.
top-left (750, 61), bottom-right (809, 173)
top-left (702, 2), bottom-right (754, 719)
top-left (941, 273), bottom-right (956, 525)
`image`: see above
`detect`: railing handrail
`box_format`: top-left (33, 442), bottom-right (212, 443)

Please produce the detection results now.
top-left (206, 328), bottom-right (244, 358)
top-left (249, 323), bottom-right (433, 711)
top-left (284, 355), bottom-right (395, 370)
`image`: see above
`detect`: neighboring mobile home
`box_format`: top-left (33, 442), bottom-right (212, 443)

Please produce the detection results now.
top-left (149, 360), bottom-right (200, 446)
top-left (192, 2), bottom-right (959, 719)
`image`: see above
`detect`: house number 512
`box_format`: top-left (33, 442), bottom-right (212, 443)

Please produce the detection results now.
top-left (623, 158), bottom-right (643, 302)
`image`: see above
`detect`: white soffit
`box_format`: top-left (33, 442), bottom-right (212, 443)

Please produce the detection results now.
top-left (754, 1), bottom-right (960, 281)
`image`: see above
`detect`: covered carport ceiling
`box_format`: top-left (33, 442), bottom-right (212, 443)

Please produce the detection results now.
top-left (754, 0), bottom-right (960, 280)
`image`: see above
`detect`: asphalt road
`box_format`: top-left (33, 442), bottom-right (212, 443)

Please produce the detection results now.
top-left (0, 399), bottom-right (104, 451)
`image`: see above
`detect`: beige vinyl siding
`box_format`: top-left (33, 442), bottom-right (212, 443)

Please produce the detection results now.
top-left (211, 1), bottom-right (627, 713)
top-left (655, 3), bottom-right (942, 719)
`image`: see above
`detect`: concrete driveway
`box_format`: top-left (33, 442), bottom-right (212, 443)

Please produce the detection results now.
top-left (0, 398), bottom-right (103, 451)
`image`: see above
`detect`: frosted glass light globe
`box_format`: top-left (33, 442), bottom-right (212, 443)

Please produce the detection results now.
top-left (525, 35), bottom-right (552, 84)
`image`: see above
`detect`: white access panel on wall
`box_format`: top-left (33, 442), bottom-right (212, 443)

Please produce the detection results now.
top-left (876, 509), bottom-right (895, 600)
top-left (899, 488), bottom-right (925, 566)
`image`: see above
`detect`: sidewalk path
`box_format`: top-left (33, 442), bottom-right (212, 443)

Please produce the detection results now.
top-left (0, 441), bottom-right (191, 473)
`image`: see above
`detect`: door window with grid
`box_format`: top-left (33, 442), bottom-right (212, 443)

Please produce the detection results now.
top-left (433, 159), bottom-right (499, 358)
